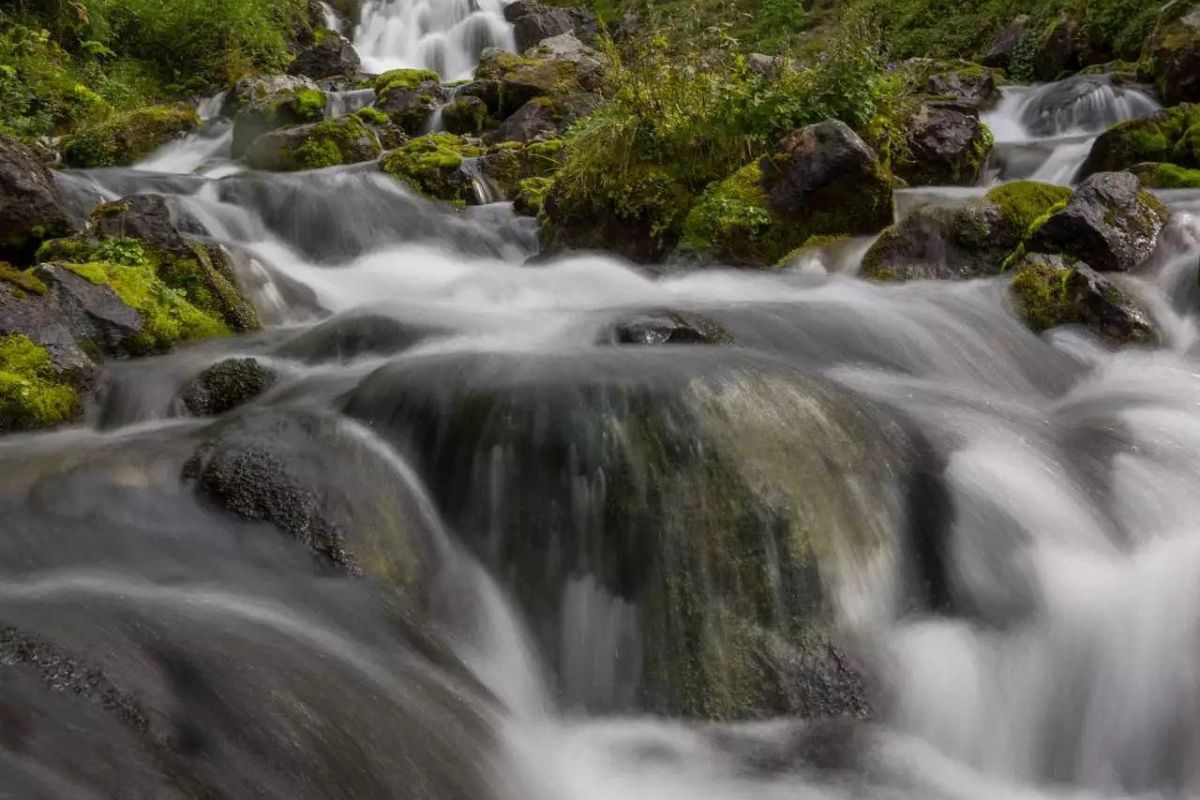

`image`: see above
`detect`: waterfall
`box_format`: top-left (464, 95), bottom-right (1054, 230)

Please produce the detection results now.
top-left (353, 0), bottom-right (517, 79)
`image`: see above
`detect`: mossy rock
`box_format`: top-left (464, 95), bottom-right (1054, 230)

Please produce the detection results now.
top-left (515, 176), bottom-right (554, 216)
top-left (1130, 161), bottom-right (1200, 188)
top-left (62, 105), bottom-right (201, 168)
top-left (0, 333), bottom-right (83, 433)
top-left (474, 50), bottom-right (589, 118)
top-left (245, 116), bottom-right (382, 171)
top-left (477, 137), bottom-right (565, 198)
top-left (373, 70), bottom-right (444, 134)
top-left (374, 69), bottom-right (442, 99)
top-left (1141, 1), bottom-right (1200, 106)
top-left (678, 163), bottom-right (783, 267)
top-left (379, 133), bottom-right (483, 203)
top-left (896, 102), bottom-right (994, 187)
top-left (1011, 253), bottom-right (1155, 344)
top-left (180, 357), bottom-right (278, 417)
top-left (1080, 104), bottom-right (1200, 178)
top-left (0, 261), bottom-right (48, 298)
top-left (231, 88), bottom-right (329, 157)
top-left (442, 96), bottom-right (490, 136)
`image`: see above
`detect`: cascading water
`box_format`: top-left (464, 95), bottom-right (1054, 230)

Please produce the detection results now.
top-left (8, 71), bottom-right (1200, 800)
top-left (353, 0), bottom-right (517, 79)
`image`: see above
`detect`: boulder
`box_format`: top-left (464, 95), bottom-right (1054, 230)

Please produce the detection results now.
top-left (1141, 1), bottom-right (1200, 105)
top-left (373, 69), bottom-right (445, 134)
top-left (1019, 75), bottom-right (1156, 139)
top-left (1031, 12), bottom-right (1086, 80)
top-left (379, 133), bottom-right (484, 203)
top-left (244, 116), bottom-right (382, 171)
top-left (232, 87), bottom-right (328, 157)
top-left (224, 74), bottom-right (319, 117)
top-left (484, 93), bottom-right (599, 144)
top-left (0, 135), bottom-right (74, 263)
top-left (288, 29), bottom-right (361, 79)
top-left (923, 63), bottom-right (1001, 109)
top-left (442, 96), bottom-right (490, 136)
top-left (89, 193), bottom-right (204, 250)
top-left (504, 0), bottom-right (574, 51)
top-left (1079, 104), bottom-right (1200, 178)
top-left (61, 105), bottom-right (200, 168)
top-left (981, 15), bottom-right (1030, 70)
top-left (678, 120), bottom-right (893, 267)
top-left (180, 357), bottom-right (278, 417)
top-left (607, 311), bottom-right (732, 345)
top-left (0, 330), bottom-right (84, 432)
top-left (474, 37), bottom-right (600, 119)
top-left (897, 101), bottom-right (993, 187)
top-left (863, 181), bottom-right (1072, 281)
top-left (1010, 253), bottom-right (1155, 344)
top-left (1026, 171), bottom-right (1169, 272)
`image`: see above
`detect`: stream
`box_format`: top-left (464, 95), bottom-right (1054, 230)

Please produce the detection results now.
top-left (3, 4), bottom-right (1200, 799)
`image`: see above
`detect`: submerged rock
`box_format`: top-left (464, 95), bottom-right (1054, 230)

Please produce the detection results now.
top-left (608, 310), bottom-right (733, 345)
top-left (343, 350), bottom-right (930, 720)
top-left (180, 357), bottom-right (278, 417)
top-left (1011, 253), bottom-right (1155, 344)
top-left (897, 101), bottom-right (993, 187)
top-left (0, 135), bottom-right (74, 263)
top-left (1141, 1), bottom-right (1200, 105)
top-left (1026, 171), bottom-right (1169, 272)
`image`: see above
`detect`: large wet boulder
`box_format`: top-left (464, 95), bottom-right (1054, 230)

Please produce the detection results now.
top-left (679, 120), bottom-right (893, 267)
top-left (244, 115), bottom-right (382, 171)
top-left (180, 357), bottom-right (278, 417)
top-left (981, 16), bottom-right (1030, 71)
top-left (231, 87), bottom-right (327, 158)
top-left (373, 69), bottom-right (445, 134)
top-left (1026, 171), bottom-right (1169, 272)
top-left (1079, 104), bottom-right (1200, 178)
top-left (343, 349), bottom-right (927, 719)
top-left (897, 101), bottom-right (993, 187)
top-left (380, 133), bottom-right (484, 204)
top-left (1141, 1), bottom-right (1200, 105)
top-left (1010, 253), bottom-right (1155, 344)
top-left (474, 36), bottom-right (602, 119)
top-left (62, 105), bottom-right (201, 168)
top-left (504, 0), bottom-right (574, 51)
top-left (863, 181), bottom-right (1072, 281)
top-left (0, 135), bottom-right (74, 263)
top-left (288, 28), bottom-right (361, 79)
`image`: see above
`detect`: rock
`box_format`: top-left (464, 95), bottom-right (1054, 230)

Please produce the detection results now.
top-left (0, 135), bottom-right (74, 263)
top-left (1079, 104), bottom-right (1200, 178)
top-left (442, 96), bottom-right (490, 136)
top-left (61, 105), bottom-right (201, 168)
top-left (244, 115), bottom-right (382, 171)
top-left (184, 409), bottom-right (428, 578)
top-left (475, 37), bottom-right (600, 119)
top-left (224, 75), bottom-right (319, 116)
top-left (473, 139), bottom-right (564, 200)
top-left (923, 62), bottom-right (1000, 109)
top-left (608, 311), bottom-right (732, 345)
top-left (379, 133), bottom-right (484, 203)
top-left (529, 33), bottom-right (606, 85)
top-left (1019, 75), bottom-right (1151, 139)
top-left (504, 0), bottom-right (574, 51)
top-left (1026, 171), bottom-right (1169, 273)
top-left (1031, 12), bottom-right (1085, 80)
top-left (897, 101), bottom-right (993, 187)
top-left (747, 53), bottom-right (797, 79)
top-left (1130, 161), bottom-right (1200, 188)
top-left (232, 86), bottom-right (328, 157)
top-left (180, 357), bottom-right (278, 416)
top-left (373, 69), bottom-right (445, 134)
top-left (90, 193), bottom-right (203, 251)
top-left (863, 181), bottom-right (1072, 281)
top-left (484, 94), bottom-right (599, 144)
top-left (981, 16), bottom-right (1030, 70)
top-left (288, 28), bottom-right (361, 79)
top-left (1011, 253), bottom-right (1155, 344)
top-left (274, 311), bottom-right (440, 362)
top-left (0, 331), bottom-right (84, 432)
top-left (34, 264), bottom-right (146, 353)
top-left (1141, 1), bottom-right (1200, 105)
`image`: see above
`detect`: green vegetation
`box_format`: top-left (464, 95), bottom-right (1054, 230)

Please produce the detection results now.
top-left (0, 261), bottom-right (48, 297)
top-left (1084, 105), bottom-right (1200, 175)
top-left (380, 133), bottom-right (483, 203)
top-left (1131, 162), bottom-right (1200, 188)
top-left (1012, 257), bottom-right (1081, 332)
top-left (250, 116), bottom-right (381, 171)
top-left (0, 333), bottom-right (82, 432)
top-left (374, 68), bottom-right (441, 99)
top-left (986, 181), bottom-right (1074, 233)
top-left (62, 104), bottom-right (199, 166)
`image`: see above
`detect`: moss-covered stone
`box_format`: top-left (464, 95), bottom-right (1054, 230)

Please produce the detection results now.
top-left (474, 50), bottom-right (589, 118)
top-left (0, 334), bottom-right (83, 432)
top-left (245, 115), bottom-right (382, 171)
top-left (62, 105), bottom-right (201, 168)
top-left (442, 96), bottom-right (490, 136)
top-left (374, 69), bottom-right (442, 100)
top-left (1130, 161), bottom-right (1200, 188)
top-left (0, 261), bottom-right (48, 298)
top-left (379, 133), bottom-right (483, 203)
top-left (1080, 104), bottom-right (1200, 177)
top-left (678, 163), bottom-right (781, 266)
top-left (1011, 253), bottom-right (1155, 343)
top-left (986, 180), bottom-right (1074, 233)
top-left (515, 176), bottom-right (555, 216)
top-left (354, 106), bottom-right (391, 126)
top-left (231, 88), bottom-right (329, 156)
top-left (1140, 1), bottom-right (1200, 106)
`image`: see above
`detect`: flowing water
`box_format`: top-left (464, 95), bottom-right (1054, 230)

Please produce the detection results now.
top-left (352, 0), bottom-right (517, 78)
top-left (6, 71), bottom-right (1200, 800)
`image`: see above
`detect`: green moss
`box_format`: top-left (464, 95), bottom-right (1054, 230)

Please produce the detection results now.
top-left (379, 133), bottom-right (483, 202)
top-left (374, 68), bottom-right (441, 101)
top-left (985, 180), bottom-right (1074, 234)
top-left (66, 259), bottom-right (229, 354)
top-left (62, 104), bottom-right (200, 167)
top-left (679, 163), bottom-right (782, 265)
top-left (515, 176), bottom-right (554, 216)
top-left (0, 261), bottom-right (47, 297)
top-left (293, 88), bottom-right (327, 118)
top-left (442, 97), bottom-right (489, 136)
top-left (354, 106), bottom-right (390, 125)
top-left (0, 334), bottom-right (82, 432)
top-left (1085, 106), bottom-right (1200, 175)
top-left (272, 116), bottom-right (380, 171)
top-left (1012, 258), bottom-right (1079, 332)
top-left (1131, 162), bottom-right (1200, 188)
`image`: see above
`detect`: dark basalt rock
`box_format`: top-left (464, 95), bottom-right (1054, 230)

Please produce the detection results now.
top-left (180, 357), bottom-right (278, 417)
top-left (90, 193), bottom-right (205, 252)
top-left (897, 101), bottom-right (992, 187)
top-left (0, 134), bottom-right (75, 264)
top-left (1011, 253), bottom-right (1156, 344)
top-left (1026, 172), bottom-right (1169, 273)
top-left (375, 81), bottom-right (445, 135)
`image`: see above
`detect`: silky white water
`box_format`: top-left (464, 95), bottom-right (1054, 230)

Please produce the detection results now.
top-left (353, 0), bottom-right (517, 78)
